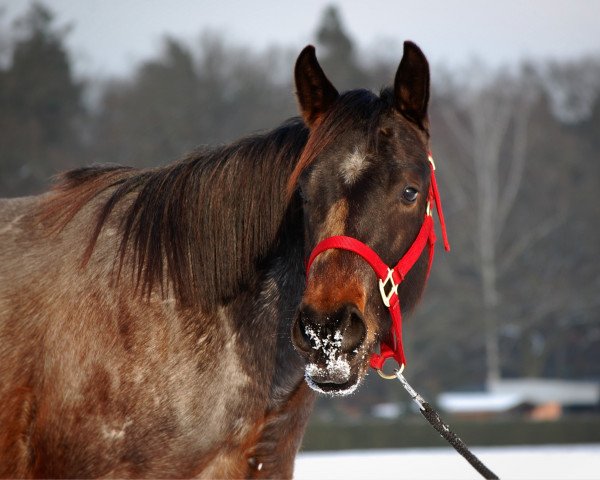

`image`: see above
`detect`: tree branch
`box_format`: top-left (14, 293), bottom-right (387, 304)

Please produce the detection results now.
top-left (499, 206), bottom-right (567, 275)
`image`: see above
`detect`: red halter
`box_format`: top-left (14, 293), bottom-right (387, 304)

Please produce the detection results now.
top-left (305, 154), bottom-right (450, 372)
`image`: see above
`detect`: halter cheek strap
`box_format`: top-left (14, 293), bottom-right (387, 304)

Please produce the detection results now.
top-left (305, 154), bottom-right (449, 372)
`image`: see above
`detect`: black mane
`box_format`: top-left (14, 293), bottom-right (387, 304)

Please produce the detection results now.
top-left (50, 118), bottom-right (309, 308)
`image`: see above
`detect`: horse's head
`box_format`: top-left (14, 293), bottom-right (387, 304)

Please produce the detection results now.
top-left (290, 42), bottom-right (435, 395)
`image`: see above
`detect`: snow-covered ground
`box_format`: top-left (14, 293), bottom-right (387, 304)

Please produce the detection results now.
top-left (295, 444), bottom-right (600, 479)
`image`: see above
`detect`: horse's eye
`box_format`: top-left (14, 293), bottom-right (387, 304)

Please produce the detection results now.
top-left (402, 187), bottom-right (419, 203)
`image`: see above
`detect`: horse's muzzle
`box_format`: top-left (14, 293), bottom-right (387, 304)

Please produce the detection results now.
top-left (292, 303), bottom-right (366, 394)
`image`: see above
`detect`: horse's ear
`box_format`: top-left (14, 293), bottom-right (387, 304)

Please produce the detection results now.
top-left (295, 45), bottom-right (339, 127)
top-left (393, 41), bottom-right (430, 129)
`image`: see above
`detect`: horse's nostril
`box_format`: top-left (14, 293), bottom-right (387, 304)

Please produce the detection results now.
top-left (292, 310), bottom-right (314, 353)
top-left (339, 306), bottom-right (366, 353)
top-left (292, 304), bottom-right (366, 356)
top-left (298, 315), bottom-right (313, 343)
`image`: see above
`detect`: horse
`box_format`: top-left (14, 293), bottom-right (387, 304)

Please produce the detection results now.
top-left (0, 41), bottom-right (439, 478)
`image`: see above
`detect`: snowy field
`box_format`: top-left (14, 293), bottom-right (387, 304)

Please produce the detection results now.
top-left (295, 444), bottom-right (600, 479)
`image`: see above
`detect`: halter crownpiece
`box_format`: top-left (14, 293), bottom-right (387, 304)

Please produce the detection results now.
top-left (305, 153), bottom-right (450, 373)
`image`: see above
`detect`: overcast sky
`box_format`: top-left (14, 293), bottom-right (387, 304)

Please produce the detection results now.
top-left (2, 0), bottom-right (600, 77)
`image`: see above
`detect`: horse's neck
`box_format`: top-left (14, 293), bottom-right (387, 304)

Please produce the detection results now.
top-left (226, 230), bottom-right (307, 406)
top-left (197, 125), bottom-right (309, 399)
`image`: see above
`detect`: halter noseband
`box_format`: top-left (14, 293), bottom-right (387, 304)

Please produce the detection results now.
top-left (305, 154), bottom-right (450, 374)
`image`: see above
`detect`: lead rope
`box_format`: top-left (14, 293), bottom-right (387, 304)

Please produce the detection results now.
top-left (393, 369), bottom-right (499, 479)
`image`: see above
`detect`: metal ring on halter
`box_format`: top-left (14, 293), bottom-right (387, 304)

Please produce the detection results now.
top-left (377, 362), bottom-right (405, 380)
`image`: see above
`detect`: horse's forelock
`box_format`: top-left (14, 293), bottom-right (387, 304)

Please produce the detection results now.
top-left (286, 89), bottom-right (386, 199)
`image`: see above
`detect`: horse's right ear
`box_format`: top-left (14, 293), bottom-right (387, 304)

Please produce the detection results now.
top-left (295, 45), bottom-right (339, 127)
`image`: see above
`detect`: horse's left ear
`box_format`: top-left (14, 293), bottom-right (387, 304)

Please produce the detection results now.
top-left (394, 41), bottom-right (430, 130)
top-left (295, 45), bottom-right (339, 127)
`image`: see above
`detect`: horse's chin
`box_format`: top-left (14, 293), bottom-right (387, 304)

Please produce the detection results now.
top-left (304, 373), bottom-right (362, 396)
top-left (303, 360), bottom-right (365, 396)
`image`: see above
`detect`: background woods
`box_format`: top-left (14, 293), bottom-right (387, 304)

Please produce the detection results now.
top-left (1, 3), bottom-right (599, 419)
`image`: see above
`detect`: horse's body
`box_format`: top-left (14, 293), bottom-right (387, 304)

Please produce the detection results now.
top-left (0, 43), bottom-right (437, 477)
top-left (0, 121), bottom-right (312, 477)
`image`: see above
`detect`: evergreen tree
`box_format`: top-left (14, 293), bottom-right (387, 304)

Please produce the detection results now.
top-left (0, 2), bottom-right (82, 196)
top-left (91, 34), bottom-right (295, 168)
top-left (315, 5), bottom-right (367, 90)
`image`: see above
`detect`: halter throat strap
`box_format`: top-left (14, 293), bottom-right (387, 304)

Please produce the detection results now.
top-left (304, 155), bottom-right (449, 371)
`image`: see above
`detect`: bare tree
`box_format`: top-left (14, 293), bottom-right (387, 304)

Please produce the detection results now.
top-left (436, 66), bottom-right (567, 386)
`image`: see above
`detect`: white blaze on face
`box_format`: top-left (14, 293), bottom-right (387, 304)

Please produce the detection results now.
top-left (340, 149), bottom-right (368, 186)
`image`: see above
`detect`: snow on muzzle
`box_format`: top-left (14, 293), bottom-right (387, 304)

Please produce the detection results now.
top-left (292, 303), bottom-right (366, 394)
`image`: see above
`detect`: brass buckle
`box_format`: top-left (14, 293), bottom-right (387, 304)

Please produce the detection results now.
top-left (378, 268), bottom-right (398, 308)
